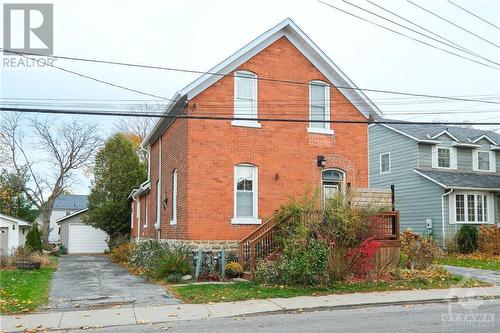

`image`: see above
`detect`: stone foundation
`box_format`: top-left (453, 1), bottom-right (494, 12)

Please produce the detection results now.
top-left (133, 238), bottom-right (239, 251)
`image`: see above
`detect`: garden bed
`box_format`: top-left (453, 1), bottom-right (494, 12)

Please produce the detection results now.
top-left (170, 268), bottom-right (487, 304)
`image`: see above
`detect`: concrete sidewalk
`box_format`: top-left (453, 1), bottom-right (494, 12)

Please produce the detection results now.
top-left (2, 286), bottom-right (500, 332)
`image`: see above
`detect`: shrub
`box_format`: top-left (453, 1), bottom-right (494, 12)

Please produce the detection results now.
top-left (147, 244), bottom-right (192, 280)
top-left (346, 237), bottom-right (381, 278)
top-left (0, 254), bottom-right (12, 269)
top-left (225, 262), bottom-right (243, 278)
top-left (444, 234), bottom-right (459, 254)
top-left (111, 243), bottom-right (134, 264)
top-left (457, 225), bottom-right (478, 254)
top-left (400, 229), bottom-right (441, 269)
top-left (25, 223), bottom-right (43, 253)
top-left (11, 245), bottom-right (33, 263)
top-left (29, 253), bottom-right (51, 266)
top-left (478, 225), bottom-right (500, 255)
top-left (108, 234), bottom-right (130, 250)
top-left (129, 239), bottom-right (169, 269)
top-left (254, 260), bottom-right (281, 285)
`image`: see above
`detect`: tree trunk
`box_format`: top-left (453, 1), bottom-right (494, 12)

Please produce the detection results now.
top-left (40, 209), bottom-right (51, 244)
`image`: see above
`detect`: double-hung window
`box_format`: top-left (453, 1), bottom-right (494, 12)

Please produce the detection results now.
top-left (232, 164), bottom-right (261, 224)
top-left (308, 81), bottom-right (332, 134)
top-left (170, 169), bottom-right (177, 225)
top-left (453, 193), bottom-right (491, 223)
top-left (432, 146), bottom-right (456, 169)
top-left (232, 71), bottom-right (259, 128)
top-left (380, 153), bottom-right (391, 174)
top-left (473, 150), bottom-right (495, 172)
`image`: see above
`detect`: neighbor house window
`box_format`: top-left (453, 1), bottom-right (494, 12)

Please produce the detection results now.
top-left (453, 193), bottom-right (491, 223)
top-left (232, 164), bottom-right (261, 224)
top-left (380, 153), bottom-right (391, 174)
top-left (156, 180), bottom-right (161, 224)
top-left (473, 150), bottom-right (495, 172)
top-left (170, 169), bottom-right (177, 225)
top-left (308, 81), bottom-right (332, 134)
top-left (432, 146), bottom-right (456, 169)
top-left (232, 71), bottom-right (259, 127)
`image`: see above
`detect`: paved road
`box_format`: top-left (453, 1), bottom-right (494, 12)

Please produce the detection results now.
top-left (444, 265), bottom-right (500, 285)
top-left (55, 300), bottom-right (500, 332)
top-left (45, 255), bottom-right (179, 311)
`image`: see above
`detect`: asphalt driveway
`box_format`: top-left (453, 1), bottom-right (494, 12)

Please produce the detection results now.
top-left (444, 265), bottom-right (500, 285)
top-left (45, 255), bottom-right (180, 311)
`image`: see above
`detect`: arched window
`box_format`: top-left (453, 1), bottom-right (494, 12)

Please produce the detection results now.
top-left (322, 169), bottom-right (345, 204)
top-left (308, 81), bottom-right (332, 134)
top-left (232, 164), bottom-right (261, 224)
top-left (233, 71), bottom-right (260, 128)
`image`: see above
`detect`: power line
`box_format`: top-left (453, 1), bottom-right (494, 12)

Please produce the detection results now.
top-left (448, 0), bottom-right (500, 31)
top-left (3, 47), bottom-right (500, 105)
top-left (366, 0), bottom-right (494, 60)
top-left (2, 107), bottom-right (500, 125)
top-left (407, 0), bottom-right (500, 48)
top-left (342, 0), bottom-right (500, 67)
top-left (317, 0), bottom-right (500, 71)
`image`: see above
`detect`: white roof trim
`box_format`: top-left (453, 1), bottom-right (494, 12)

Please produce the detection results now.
top-left (0, 213), bottom-right (31, 226)
top-left (431, 130), bottom-right (460, 142)
top-left (56, 208), bottom-right (88, 224)
top-left (413, 169), bottom-right (447, 188)
top-left (142, 18), bottom-right (382, 146)
top-left (451, 142), bottom-right (481, 148)
top-left (379, 124), bottom-right (441, 143)
top-left (472, 134), bottom-right (497, 145)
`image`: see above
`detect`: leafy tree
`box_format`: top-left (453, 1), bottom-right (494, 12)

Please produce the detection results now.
top-left (0, 169), bottom-right (38, 222)
top-left (25, 222), bottom-right (43, 252)
top-left (85, 134), bottom-right (147, 242)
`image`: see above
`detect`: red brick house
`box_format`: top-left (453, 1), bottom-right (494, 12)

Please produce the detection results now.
top-left (129, 18), bottom-right (382, 250)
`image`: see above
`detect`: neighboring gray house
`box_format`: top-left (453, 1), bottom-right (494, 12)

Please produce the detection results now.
top-left (36, 194), bottom-right (88, 243)
top-left (369, 123), bottom-right (500, 244)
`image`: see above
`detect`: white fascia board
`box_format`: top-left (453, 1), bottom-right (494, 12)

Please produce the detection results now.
top-left (141, 92), bottom-right (182, 148)
top-left (452, 142), bottom-right (482, 148)
top-left (379, 124), bottom-right (440, 143)
top-left (0, 213), bottom-right (31, 226)
top-left (431, 130), bottom-right (460, 142)
top-left (472, 134), bottom-right (497, 145)
top-left (412, 169), bottom-right (447, 188)
top-left (56, 208), bottom-right (89, 224)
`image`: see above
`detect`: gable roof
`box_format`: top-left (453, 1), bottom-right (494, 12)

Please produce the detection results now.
top-left (143, 18), bottom-right (382, 146)
top-left (56, 208), bottom-right (88, 224)
top-left (414, 169), bottom-right (500, 190)
top-left (379, 122), bottom-right (500, 145)
top-left (53, 195), bottom-right (88, 210)
top-left (0, 213), bottom-right (31, 226)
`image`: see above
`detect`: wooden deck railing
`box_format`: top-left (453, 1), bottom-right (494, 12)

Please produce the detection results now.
top-left (371, 211), bottom-right (400, 241)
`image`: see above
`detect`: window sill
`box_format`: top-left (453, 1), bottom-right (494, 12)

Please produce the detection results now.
top-left (307, 127), bottom-right (334, 135)
top-left (231, 217), bottom-right (262, 225)
top-left (450, 221), bottom-right (494, 225)
top-left (231, 120), bottom-right (261, 128)
top-left (169, 220), bottom-right (177, 226)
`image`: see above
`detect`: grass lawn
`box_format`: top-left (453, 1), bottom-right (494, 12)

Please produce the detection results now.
top-left (171, 269), bottom-right (486, 304)
top-left (0, 266), bottom-right (57, 314)
top-left (439, 254), bottom-right (500, 271)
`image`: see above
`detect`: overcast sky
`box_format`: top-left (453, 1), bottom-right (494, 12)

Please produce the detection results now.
top-left (1, 0), bottom-right (500, 194)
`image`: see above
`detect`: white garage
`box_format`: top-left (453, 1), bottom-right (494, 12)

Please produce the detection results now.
top-left (57, 209), bottom-right (109, 254)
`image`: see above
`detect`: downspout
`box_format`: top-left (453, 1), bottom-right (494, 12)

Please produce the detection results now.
top-left (156, 135), bottom-right (162, 241)
top-left (132, 194), bottom-right (141, 241)
top-left (441, 188), bottom-right (453, 248)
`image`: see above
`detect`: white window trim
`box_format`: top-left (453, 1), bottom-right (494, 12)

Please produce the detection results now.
top-left (379, 152), bottom-right (391, 174)
top-left (233, 71), bottom-right (259, 128)
top-left (432, 146), bottom-right (457, 169)
top-left (473, 149), bottom-right (496, 172)
top-left (130, 205), bottom-right (134, 228)
top-left (449, 191), bottom-right (494, 224)
top-left (170, 169), bottom-right (177, 225)
top-left (231, 164), bottom-right (261, 225)
top-left (308, 81), bottom-right (332, 134)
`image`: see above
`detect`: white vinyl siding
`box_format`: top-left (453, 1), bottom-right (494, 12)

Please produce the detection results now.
top-left (170, 169), bottom-right (177, 225)
top-left (232, 71), bottom-right (260, 128)
top-left (232, 164), bottom-right (261, 224)
top-left (308, 81), bottom-right (332, 134)
top-left (431, 146), bottom-right (457, 169)
top-left (450, 192), bottom-right (494, 224)
top-left (473, 150), bottom-right (496, 172)
top-left (380, 152), bottom-right (391, 174)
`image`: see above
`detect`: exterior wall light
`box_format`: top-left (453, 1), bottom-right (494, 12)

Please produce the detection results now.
top-left (317, 155), bottom-right (327, 168)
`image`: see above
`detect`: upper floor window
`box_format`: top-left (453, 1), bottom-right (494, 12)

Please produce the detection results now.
top-left (170, 169), bottom-right (177, 225)
top-left (232, 164), bottom-right (261, 224)
top-left (432, 146), bottom-right (457, 169)
top-left (473, 150), bottom-right (495, 172)
top-left (232, 71), bottom-right (260, 128)
top-left (308, 81), bottom-right (332, 134)
top-left (380, 153), bottom-right (391, 174)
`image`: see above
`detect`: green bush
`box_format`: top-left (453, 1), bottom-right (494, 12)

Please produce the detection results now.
top-left (254, 260), bottom-right (281, 285)
top-left (457, 225), bottom-right (478, 254)
top-left (25, 223), bottom-right (43, 253)
top-left (129, 239), bottom-right (169, 269)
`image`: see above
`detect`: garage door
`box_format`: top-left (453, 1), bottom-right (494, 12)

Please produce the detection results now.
top-left (68, 224), bottom-right (108, 254)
